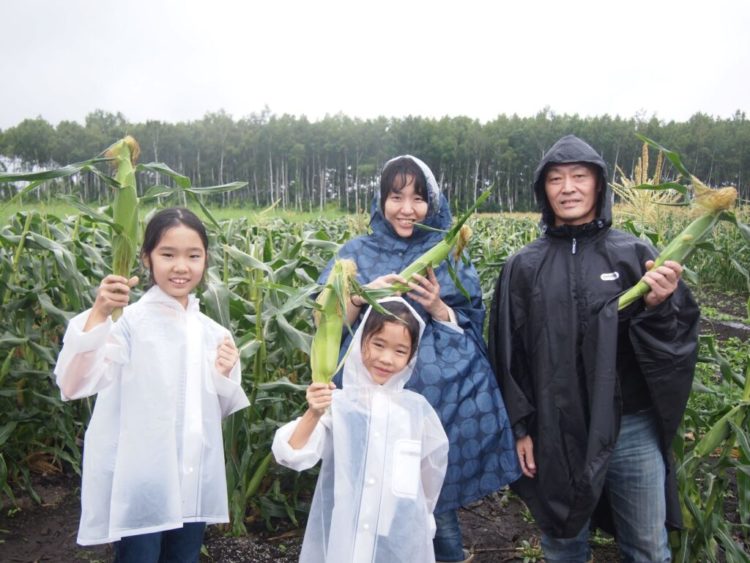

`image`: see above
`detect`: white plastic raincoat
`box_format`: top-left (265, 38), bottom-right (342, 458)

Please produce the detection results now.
top-left (272, 297), bottom-right (449, 563)
top-left (54, 285), bottom-right (249, 546)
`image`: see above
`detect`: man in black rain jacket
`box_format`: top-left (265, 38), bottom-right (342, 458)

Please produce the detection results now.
top-left (488, 134), bottom-right (700, 562)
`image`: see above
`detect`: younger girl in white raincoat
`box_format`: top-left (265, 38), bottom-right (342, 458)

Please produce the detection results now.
top-left (272, 297), bottom-right (449, 563)
top-left (54, 208), bottom-right (249, 562)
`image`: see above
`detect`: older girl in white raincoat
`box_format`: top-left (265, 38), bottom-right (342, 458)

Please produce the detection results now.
top-left (54, 208), bottom-right (249, 559)
top-left (272, 297), bottom-right (449, 563)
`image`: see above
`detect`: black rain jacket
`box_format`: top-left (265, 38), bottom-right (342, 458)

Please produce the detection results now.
top-left (488, 135), bottom-right (700, 538)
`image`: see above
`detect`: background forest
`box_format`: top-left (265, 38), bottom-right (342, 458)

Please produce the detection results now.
top-left (1, 109), bottom-right (749, 211)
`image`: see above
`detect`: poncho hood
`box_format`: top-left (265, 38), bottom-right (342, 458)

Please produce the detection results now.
top-left (342, 297), bottom-right (426, 392)
top-left (533, 134), bottom-right (612, 233)
top-left (370, 154), bottom-right (451, 243)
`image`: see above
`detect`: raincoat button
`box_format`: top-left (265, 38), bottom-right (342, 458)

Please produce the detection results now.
top-left (367, 478), bottom-right (375, 485)
top-left (362, 523), bottom-right (370, 530)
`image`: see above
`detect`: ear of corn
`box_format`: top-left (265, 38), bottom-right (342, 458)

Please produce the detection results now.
top-left (311, 259), bottom-right (357, 383)
top-left (104, 136), bottom-right (140, 320)
top-left (618, 178), bottom-right (738, 310)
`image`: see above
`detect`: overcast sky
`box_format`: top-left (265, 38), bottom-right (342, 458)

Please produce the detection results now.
top-left (3, 0), bottom-right (749, 130)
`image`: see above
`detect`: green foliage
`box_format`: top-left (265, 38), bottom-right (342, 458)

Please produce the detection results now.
top-left (515, 538), bottom-right (543, 562)
top-left (3, 109), bottom-right (750, 212)
top-left (672, 335), bottom-right (750, 561)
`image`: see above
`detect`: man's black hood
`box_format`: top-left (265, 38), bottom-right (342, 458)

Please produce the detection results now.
top-left (533, 134), bottom-right (612, 230)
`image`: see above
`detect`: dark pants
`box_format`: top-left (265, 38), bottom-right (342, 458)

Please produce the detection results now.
top-left (113, 522), bottom-right (206, 563)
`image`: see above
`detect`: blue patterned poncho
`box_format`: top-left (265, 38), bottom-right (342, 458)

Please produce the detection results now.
top-left (318, 155), bottom-right (520, 513)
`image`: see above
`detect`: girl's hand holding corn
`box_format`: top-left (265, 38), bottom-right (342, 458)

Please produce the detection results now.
top-left (306, 382), bottom-right (336, 415)
top-left (215, 337), bottom-right (239, 377)
top-left (641, 259), bottom-right (682, 309)
top-left (84, 275), bottom-right (139, 331)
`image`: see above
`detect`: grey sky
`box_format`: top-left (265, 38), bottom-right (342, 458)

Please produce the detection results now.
top-left (3, 0), bottom-right (749, 129)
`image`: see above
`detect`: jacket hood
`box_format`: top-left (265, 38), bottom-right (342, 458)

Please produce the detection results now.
top-left (533, 135), bottom-right (612, 231)
top-left (342, 297), bottom-right (426, 392)
top-left (370, 155), bottom-right (451, 242)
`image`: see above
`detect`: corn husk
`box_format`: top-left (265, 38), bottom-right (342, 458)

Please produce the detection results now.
top-left (105, 136), bottom-right (140, 320)
top-left (310, 259), bottom-right (357, 383)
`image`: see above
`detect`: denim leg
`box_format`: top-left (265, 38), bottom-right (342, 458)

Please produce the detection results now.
top-left (113, 531), bottom-right (162, 563)
top-left (540, 521), bottom-right (592, 563)
top-left (159, 522), bottom-right (206, 563)
top-left (433, 509), bottom-right (465, 561)
top-left (606, 411), bottom-right (670, 563)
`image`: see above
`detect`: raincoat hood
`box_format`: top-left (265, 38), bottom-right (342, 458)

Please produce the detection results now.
top-left (533, 134), bottom-right (612, 231)
top-left (370, 155), bottom-right (451, 242)
top-left (342, 297), bottom-right (426, 393)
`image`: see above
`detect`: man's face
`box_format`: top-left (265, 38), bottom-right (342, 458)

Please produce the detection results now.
top-left (544, 163), bottom-right (599, 226)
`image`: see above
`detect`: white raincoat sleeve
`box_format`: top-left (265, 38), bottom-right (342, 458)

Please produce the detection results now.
top-left (420, 402), bottom-right (449, 530)
top-left (208, 328), bottom-right (250, 418)
top-left (54, 309), bottom-right (130, 401)
top-left (272, 413), bottom-right (332, 471)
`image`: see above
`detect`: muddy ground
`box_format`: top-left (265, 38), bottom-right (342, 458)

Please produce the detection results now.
top-left (0, 471), bottom-right (620, 562)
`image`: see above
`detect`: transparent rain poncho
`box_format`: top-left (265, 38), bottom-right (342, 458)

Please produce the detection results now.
top-left (272, 297), bottom-right (449, 563)
top-left (54, 286), bottom-right (250, 545)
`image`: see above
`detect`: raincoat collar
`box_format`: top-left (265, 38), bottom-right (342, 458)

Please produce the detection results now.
top-left (342, 297), bottom-right (426, 392)
top-left (139, 284), bottom-right (200, 313)
top-left (532, 134), bottom-right (613, 235)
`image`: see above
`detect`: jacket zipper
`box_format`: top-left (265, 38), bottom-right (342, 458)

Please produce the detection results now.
top-left (571, 237), bottom-right (577, 255)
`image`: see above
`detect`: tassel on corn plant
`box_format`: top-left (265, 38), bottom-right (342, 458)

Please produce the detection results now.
top-left (618, 176), bottom-right (738, 311)
top-left (105, 136), bottom-right (141, 320)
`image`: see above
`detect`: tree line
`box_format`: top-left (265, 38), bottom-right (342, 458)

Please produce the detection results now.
top-left (1, 108), bottom-right (748, 212)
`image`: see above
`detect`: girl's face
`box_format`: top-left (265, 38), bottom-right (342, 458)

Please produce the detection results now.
top-left (362, 321), bottom-right (413, 385)
top-left (142, 224), bottom-right (207, 308)
top-left (383, 174), bottom-right (428, 238)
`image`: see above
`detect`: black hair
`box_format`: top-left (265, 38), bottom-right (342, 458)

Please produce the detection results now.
top-left (361, 301), bottom-right (421, 363)
top-left (379, 157), bottom-right (430, 214)
top-left (140, 207), bottom-right (209, 283)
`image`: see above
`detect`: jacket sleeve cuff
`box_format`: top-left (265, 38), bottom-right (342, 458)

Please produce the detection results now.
top-left (63, 310), bottom-right (112, 352)
top-left (513, 421), bottom-right (528, 439)
top-left (434, 306), bottom-right (465, 334)
top-left (271, 417), bottom-right (327, 471)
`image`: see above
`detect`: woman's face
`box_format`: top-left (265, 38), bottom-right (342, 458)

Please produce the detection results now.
top-left (383, 174), bottom-right (428, 238)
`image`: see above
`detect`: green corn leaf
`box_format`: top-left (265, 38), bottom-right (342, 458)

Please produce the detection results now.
top-left (275, 312), bottom-right (312, 353)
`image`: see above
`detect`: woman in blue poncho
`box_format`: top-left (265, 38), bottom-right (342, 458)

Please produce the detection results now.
top-left (318, 155), bottom-right (520, 563)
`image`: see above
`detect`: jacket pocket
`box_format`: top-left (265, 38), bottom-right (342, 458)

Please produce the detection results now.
top-left (391, 439), bottom-right (421, 499)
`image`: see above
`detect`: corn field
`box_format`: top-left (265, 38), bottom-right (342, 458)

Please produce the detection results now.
top-left (1, 151), bottom-right (749, 559)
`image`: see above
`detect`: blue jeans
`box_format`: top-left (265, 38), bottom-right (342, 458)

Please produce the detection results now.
top-left (541, 411), bottom-right (671, 563)
top-left (434, 509), bottom-right (466, 561)
top-left (113, 522), bottom-right (206, 563)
